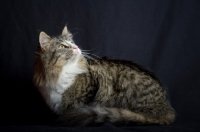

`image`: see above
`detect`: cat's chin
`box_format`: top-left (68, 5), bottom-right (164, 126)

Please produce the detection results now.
top-left (70, 53), bottom-right (83, 61)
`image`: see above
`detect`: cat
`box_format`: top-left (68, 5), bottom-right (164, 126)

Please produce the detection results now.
top-left (33, 26), bottom-right (175, 126)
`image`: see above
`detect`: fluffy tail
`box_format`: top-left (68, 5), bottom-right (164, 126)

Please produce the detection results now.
top-left (57, 107), bottom-right (175, 126)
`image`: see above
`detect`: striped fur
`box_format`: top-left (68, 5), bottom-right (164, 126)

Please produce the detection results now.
top-left (33, 26), bottom-right (175, 126)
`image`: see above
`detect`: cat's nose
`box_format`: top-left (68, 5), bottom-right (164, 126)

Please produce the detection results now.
top-left (74, 45), bottom-right (78, 49)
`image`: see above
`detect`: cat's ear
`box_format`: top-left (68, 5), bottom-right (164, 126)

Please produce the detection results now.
top-left (39, 32), bottom-right (51, 51)
top-left (62, 26), bottom-right (71, 36)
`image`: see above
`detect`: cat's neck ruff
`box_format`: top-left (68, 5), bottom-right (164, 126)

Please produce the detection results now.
top-left (47, 54), bottom-right (87, 113)
top-left (56, 54), bottom-right (87, 93)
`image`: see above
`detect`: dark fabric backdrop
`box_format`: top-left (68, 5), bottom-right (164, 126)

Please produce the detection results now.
top-left (0, 0), bottom-right (200, 131)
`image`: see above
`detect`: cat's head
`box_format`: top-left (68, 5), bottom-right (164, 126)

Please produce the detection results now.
top-left (34, 26), bottom-right (87, 88)
top-left (38, 26), bottom-right (82, 65)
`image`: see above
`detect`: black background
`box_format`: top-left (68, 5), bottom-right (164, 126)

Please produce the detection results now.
top-left (0, 0), bottom-right (200, 131)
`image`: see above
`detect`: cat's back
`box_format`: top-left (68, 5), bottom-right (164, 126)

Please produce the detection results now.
top-left (87, 57), bottom-right (161, 84)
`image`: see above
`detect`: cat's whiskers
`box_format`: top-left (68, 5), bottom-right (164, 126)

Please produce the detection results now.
top-left (81, 52), bottom-right (100, 66)
top-left (81, 50), bottom-right (92, 52)
top-left (89, 53), bottom-right (100, 59)
top-left (82, 53), bottom-right (94, 60)
top-left (81, 47), bottom-right (96, 51)
top-left (81, 51), bottom-right (100, 59)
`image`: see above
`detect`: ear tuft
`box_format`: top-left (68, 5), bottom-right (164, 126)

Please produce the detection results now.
top-left (62, 26), bottom-right (72, 36)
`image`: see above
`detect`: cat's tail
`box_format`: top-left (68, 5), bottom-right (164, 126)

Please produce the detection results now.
top-left (57, 106), bottom-right (175, 126)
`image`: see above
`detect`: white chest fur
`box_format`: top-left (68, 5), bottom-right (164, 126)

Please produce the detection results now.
top-left (43, 57), bottom-right (87, 113)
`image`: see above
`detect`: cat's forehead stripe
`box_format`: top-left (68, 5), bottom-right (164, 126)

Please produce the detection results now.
top-left (61, 42), bottom-right (70, 45)
top-left (60, 41), bottom-right (74, 47)
top-left (65, 40), bottom-right (73, 45)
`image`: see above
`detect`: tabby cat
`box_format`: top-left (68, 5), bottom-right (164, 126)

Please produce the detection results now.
top-left (33, 26), bottom-right (175, 126)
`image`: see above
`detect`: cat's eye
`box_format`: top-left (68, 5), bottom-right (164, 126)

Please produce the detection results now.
top-left (59, 45), bottom-right (68, 49)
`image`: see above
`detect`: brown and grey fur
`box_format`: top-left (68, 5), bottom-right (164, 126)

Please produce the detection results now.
top-left (33, 26), bottom-right (175, 126)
